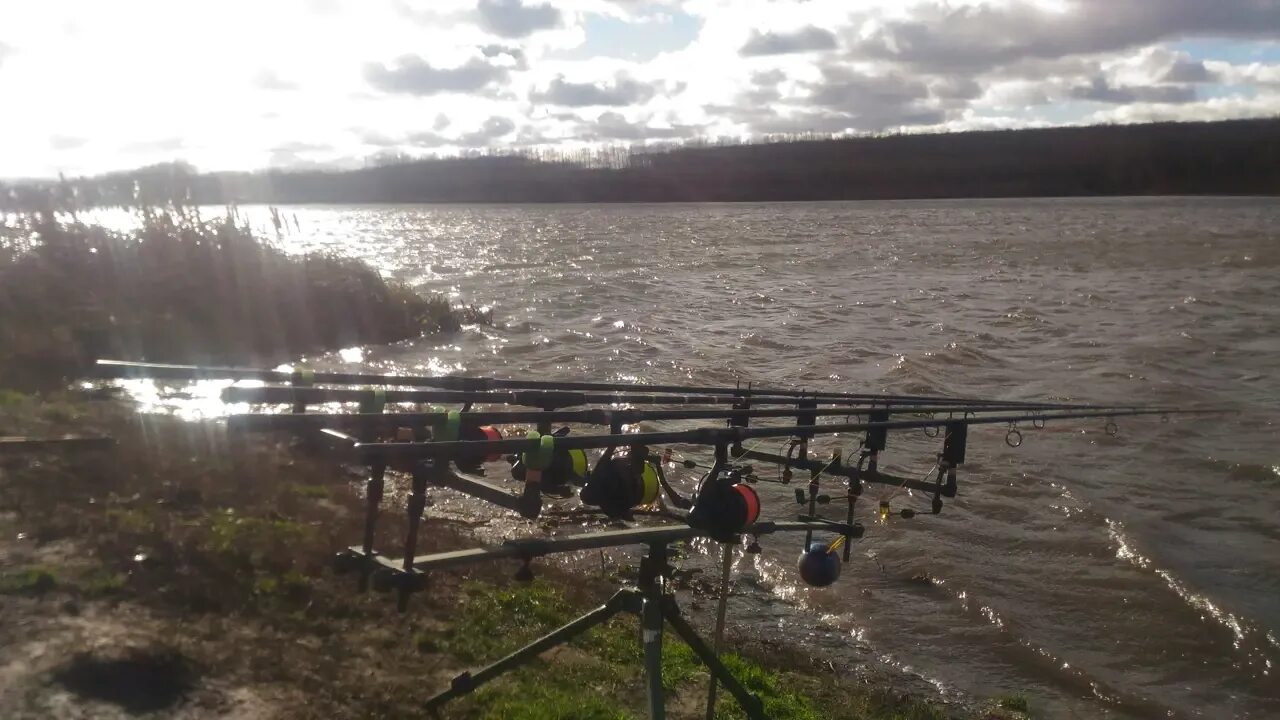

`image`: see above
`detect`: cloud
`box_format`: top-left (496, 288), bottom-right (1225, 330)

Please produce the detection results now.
top-left (532, 74), bottom-right (661, 106)
top-left (1212, 60), bottom-right (1280, 87)
top-left (269, 141), bottom-right (344, 169)
top-left (364, 55), bottom-right (509, 95)
top-left (1162, 58), bottom-right (1212, 83)
top-left (1086, 92), bottom-right (1280, 125)
top-left (712, 62), bottom-right (950, 136)
top-left (1069, 76), bottom-right (1197, 104)
top-left (847, 0), bottom-right (1280, 74)
top-left (4, 0), bottom-right (1280, 177)
top-left (476, 0), bottom-right (561, 38)
top-left (577, 111), bottom-right (698, 140)
top-left (458, 115), bottom-right (517, 145)
top-left (740, 26), bottom-right (837, 56)
top-left (406, 130), bottom-right (451, 148)
top-left (929, 76), bottom-right (983, 101)
top-left (0, 41), bottom-right (10, 69)
top-left (806, 65), bottom-right (931, 115)
top-left (479, 44), bottom-right (528, 69)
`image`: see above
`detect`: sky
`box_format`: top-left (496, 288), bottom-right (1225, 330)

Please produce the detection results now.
top-left (1, 0), bottom-right (1278, 178)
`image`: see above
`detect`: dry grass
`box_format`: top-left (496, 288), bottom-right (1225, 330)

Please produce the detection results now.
top-left (0, 208), bottom-right (460, 390)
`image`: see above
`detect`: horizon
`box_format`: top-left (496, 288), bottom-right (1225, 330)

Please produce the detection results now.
top-left (3, 0), bottom-right (1279, 179)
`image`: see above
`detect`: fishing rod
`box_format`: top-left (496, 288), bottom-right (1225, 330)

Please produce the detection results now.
top-left (311, 406), bottom-right (1220, 573)
top-left (0, 436), bottom-right (114, 454)
top-left (225, 402), bottom-right (1162, 434)
top-left (219, 384), bottom-right (1159, 412)
top-left (94, 358), bottom-right (1125, 409)
top-left (333, 407), bottom-right (1215, 460)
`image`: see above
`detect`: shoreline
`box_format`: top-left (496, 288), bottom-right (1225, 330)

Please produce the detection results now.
top-left (0, 391), bottom-right (1029, 719)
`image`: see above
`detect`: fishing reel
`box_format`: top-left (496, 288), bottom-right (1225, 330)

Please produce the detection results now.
top-left (930, 421), bottom-right (965, 514)
top-left (686, 444), bottom-right (761, 543)
top-left (509, 426), bottom-right (589, 494)
top-left (454, 425), bottom-right (504, 473)
top-left (579, 445), bottom-right (661, 519)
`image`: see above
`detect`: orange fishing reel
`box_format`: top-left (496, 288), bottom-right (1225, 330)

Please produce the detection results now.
top-left (686, 444), bottom-right (760, 543)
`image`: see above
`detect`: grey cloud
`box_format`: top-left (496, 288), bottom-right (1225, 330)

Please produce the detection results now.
top-left (407, 130), bottom-right (450, 148)
top-left (458, 115), bottom-right (517, 146)
top-left (1163, 58), bottom-right (1213, 83)
top-left (361, 116), bottom-right (514, 150)
top-left (714, 63), bottom-right (949, 135)
top-left (532, 75), bottom-right (660, 107)
top-left (740, 26), bottom-right (838, 56)
top-left (740, 70), bottom-right (785, 106)
top-left (364, 55), bottom-right (508, 95)
top-left (578, 112), bottom-right (699, 141)
top-left (847, 0), bottom-right (1280, 74)
top-left (929, 76), bottom-right (983, 101)
top-left (1069, 76), bottom-right (1197, 104)
top-left (479, 44), bottom-right (528, 68)
top-left (807, 66), bottom-right (932, 114)
top-left (752, 69), bottom-right (787, 86)
top-left (477, 0), bottom-right (561, 38)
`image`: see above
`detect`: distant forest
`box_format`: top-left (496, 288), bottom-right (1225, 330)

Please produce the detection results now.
top-left (6, 118), bottom-right (1280, 208)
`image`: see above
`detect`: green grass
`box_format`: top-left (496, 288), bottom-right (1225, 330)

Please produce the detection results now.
top-left (983, 692), bottom-right (1034, 718)
top-left (204, 511), bottom-right (313, 558)
top-left (80, 569), bottom-right (127, 598)
top-left (0, 565), bottom-right (126, 599)
top-left (289, 483), bottom-right (331, 500)
top-left (432, 581), bottom-right (949, 720)
top-left (711, 654), bottom-right (822, 720)
top-left (252, 570), bottom-right (311, 601)
top-left (475, 671), bottom-right (634, 720)
top-left (0, 567), bottom-right (58, 595)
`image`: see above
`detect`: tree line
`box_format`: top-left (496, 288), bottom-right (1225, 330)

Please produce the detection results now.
top-left (6, 118), bottom-right (1279, 209)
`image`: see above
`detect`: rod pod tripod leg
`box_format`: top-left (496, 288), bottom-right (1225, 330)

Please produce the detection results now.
top-left (422, 542), bottom-right (769, 720)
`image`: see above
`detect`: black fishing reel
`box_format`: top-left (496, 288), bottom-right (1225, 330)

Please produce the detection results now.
top-left (454, 424), bottom-right (504, 473)
top-left (509, 427), bottom-right (589, 494)
top-left (579, 446), bottom-right (661, 519)
top-left (686, 445), bottom-right (760, 543)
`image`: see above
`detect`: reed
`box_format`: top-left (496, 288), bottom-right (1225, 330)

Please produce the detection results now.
top-left (0, 204), bottom-right (463, 389)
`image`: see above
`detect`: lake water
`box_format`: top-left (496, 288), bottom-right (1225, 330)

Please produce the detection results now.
top-left (131, 198), bottom-right (1280, 718)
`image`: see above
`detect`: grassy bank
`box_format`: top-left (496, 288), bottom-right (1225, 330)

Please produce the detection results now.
top-left (0, 208), bottom-right (462, 390)
top-left (0, 394), bottom-right (1031, 719)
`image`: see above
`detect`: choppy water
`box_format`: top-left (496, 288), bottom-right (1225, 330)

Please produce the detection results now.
top-left (125, 198), bottom-right (1280, 718)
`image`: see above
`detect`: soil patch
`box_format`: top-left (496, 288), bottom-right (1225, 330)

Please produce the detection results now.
top-left (53, 647), bottom-right (197, 714)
